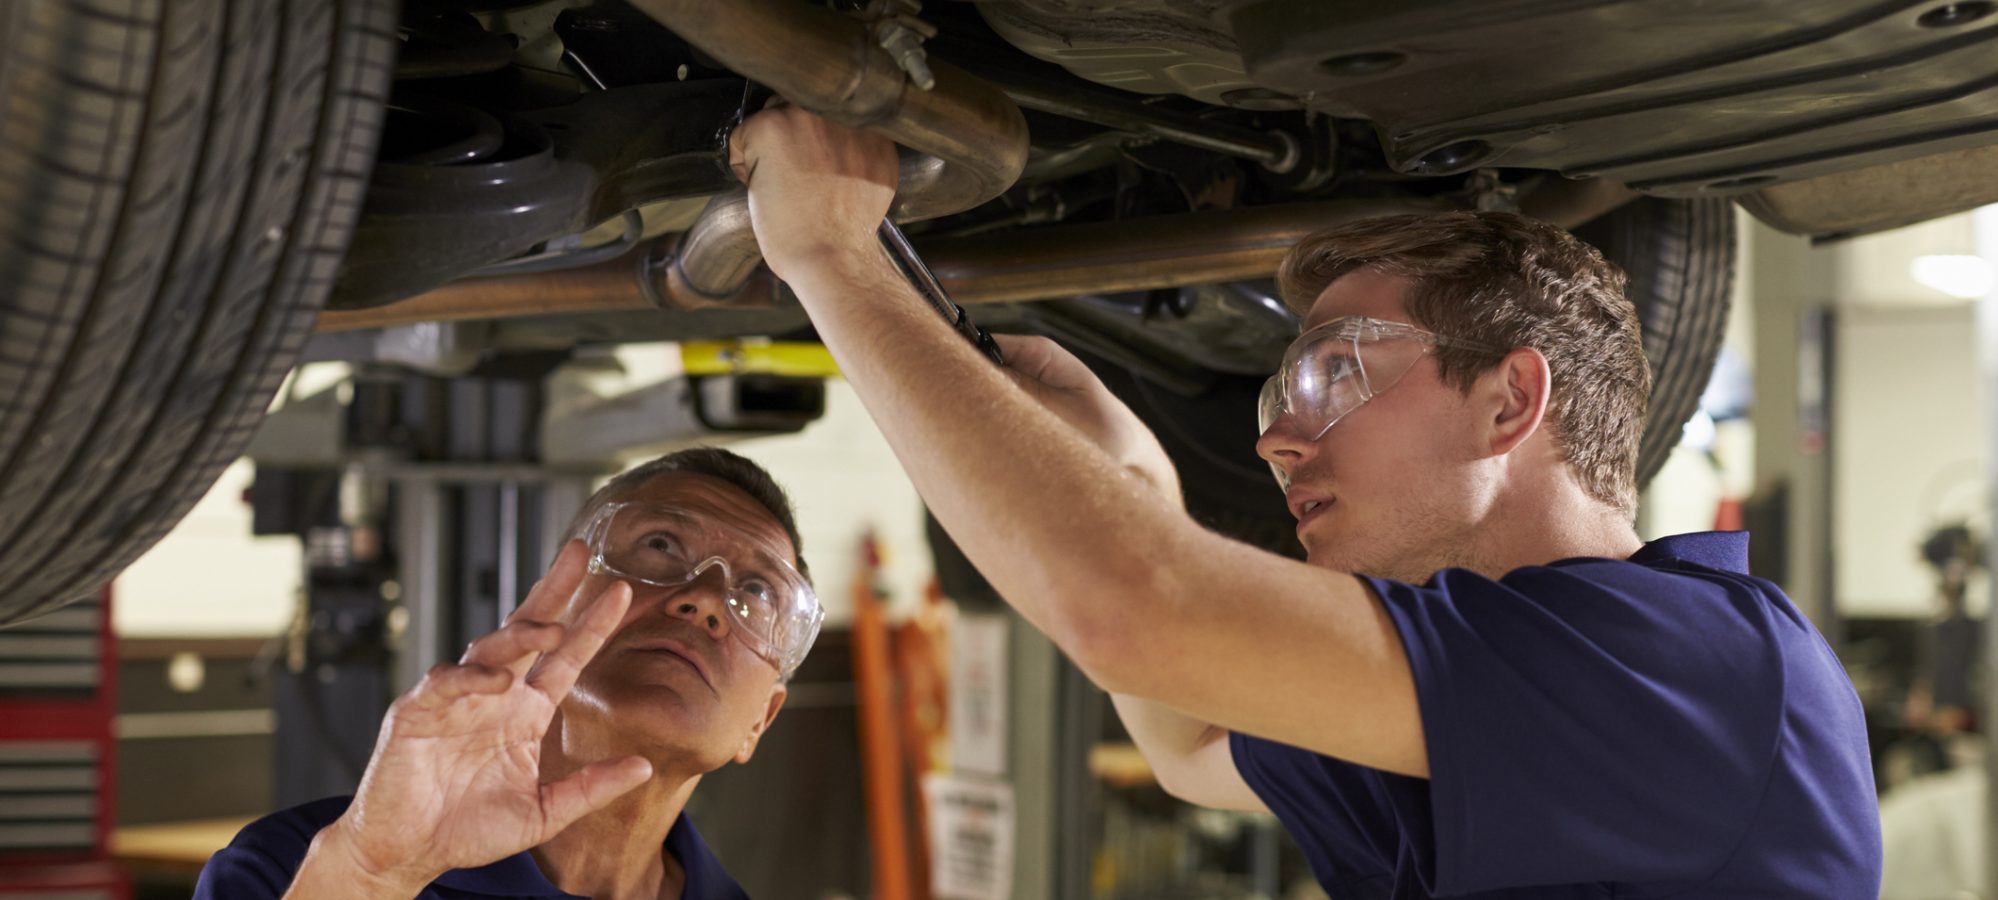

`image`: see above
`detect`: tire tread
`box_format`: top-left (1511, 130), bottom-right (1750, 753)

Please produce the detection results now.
top-left (0, 0), bottom-right (396, 621)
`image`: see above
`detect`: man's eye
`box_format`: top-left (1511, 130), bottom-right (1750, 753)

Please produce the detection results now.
top-left (641, 533), bottom-right (681, 554)
top-left (1304, 354), bottom-right (1359, 384)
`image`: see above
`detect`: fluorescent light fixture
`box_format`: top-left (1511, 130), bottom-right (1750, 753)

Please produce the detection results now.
top-left (1911, 254), bottom-right (1996, 299)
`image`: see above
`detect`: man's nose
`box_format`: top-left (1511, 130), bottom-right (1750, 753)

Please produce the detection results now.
top-left (1255, 413), bottom-right (1318, 477)
top-left (665, 562), bottom-right (733, 641)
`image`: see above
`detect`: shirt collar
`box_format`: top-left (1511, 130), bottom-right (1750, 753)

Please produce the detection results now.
top-left (665, 811), bottom-right (735, 898)
top-left (1628, 530), bottom-right (1751, 573)
top-left (430, 846), bottom-right (569, 897)
top-left (432, 812), bottom-right (739, 898)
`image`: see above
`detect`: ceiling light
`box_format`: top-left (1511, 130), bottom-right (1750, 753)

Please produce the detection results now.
top-left (1911, 254), bottom-right (1996, 299)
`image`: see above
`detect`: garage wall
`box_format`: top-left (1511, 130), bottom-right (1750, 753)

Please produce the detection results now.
top-left (1832, 304), bottom-right (1988, 617)
top-left (113, 459), bottom-right (302, 638)
top-left (1822, 206), bottom-right (1994, 619)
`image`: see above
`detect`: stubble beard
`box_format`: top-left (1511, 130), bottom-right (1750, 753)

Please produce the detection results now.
top-left (1307, 510), bottom-right (1483, 585)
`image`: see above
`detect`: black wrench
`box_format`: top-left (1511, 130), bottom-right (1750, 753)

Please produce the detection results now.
top-left (877, 218), bottom-right (1005, 367)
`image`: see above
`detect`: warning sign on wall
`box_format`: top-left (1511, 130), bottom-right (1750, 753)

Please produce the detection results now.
top-left (923, 772), bottom-right (1014, 900)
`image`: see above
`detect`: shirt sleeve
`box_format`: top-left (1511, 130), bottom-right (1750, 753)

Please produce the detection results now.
top-left (193, 799), bottom-right (347, 900)
top-left (1229, 729), bottom-right (1400, 896)
top-left (194, 845), bottom-right (298, 900)
top-left (1365, 562), bottom-right (1788, 893)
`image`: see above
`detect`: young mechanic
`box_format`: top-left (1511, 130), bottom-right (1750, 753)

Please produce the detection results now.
top-left (730, 106), bottom-right (1882, 897)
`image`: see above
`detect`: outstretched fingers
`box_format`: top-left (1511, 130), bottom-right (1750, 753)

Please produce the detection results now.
top-left (409, 663), bottom-right (513, 709)
top-left (526, 580), bottom-right (632, 702)
top-left (508, 539), bottom-right (592, 625)
top-left (461, 619), bottom-right (566, 675)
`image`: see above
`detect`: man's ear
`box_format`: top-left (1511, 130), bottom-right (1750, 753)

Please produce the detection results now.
top-left (1479, 347), bottom-right (1551, 458)
top-left (732, 683), bottom-right (789, 765)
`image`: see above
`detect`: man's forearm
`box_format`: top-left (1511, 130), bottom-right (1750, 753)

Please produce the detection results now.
top-left (1113, 692), bottom-right (1216, 742)
top-left (1112, 692), bottom-right (1224, 771)
top-left (784, 251), bottom-right (1192, 660)
top-left (1110, 693), bottom-right (1268, 812)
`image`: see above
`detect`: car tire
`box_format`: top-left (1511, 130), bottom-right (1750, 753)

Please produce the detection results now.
top-left (0, 0), bottom-right (398, 622)
top-left (1575, 196), bottom-right (1738, 491)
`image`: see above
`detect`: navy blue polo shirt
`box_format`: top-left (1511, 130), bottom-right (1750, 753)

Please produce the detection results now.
top-left (194, 795), bottom-right (748, 899)
top-left (1231, 532), bottom-right (1881, 898)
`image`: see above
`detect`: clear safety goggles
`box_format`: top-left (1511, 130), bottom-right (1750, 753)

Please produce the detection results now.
top-left (1258, 316), bottom-right (1497, 443)
top-left (578, 501), bottom-right (823, 678)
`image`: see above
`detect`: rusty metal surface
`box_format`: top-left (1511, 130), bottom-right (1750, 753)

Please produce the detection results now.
top-left (314, 198), bottom-right (1444, 332)
top-left (1739, 142), bottom-right (1998, 237)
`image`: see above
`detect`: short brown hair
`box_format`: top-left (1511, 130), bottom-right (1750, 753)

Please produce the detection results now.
top-left (1276, 211), bottom-right (1649, 514)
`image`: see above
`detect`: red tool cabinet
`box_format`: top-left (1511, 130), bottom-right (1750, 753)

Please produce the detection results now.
top-left (0, 587), bottom-right (127, 899)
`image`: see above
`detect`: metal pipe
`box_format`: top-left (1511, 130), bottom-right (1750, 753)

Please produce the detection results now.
top-left (907, 198), bottom-right (1442, 304)
top-left (626, 0), bottom-right (1030, 297)
top-left (1001, 80), bottom-right (1298, 172)
top-left (313, 198), bottom-right (1444, 333)
top-left (661, 192), bottom-right (764, 304)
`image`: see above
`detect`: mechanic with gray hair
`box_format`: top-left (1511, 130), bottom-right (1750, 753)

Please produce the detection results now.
top-left (728, 106), bottom-right (1882, 897)
top-left (195, 447), bottom-right (819, 900)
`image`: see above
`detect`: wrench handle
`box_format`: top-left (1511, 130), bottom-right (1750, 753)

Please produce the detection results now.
top-left (877, 219), bottom-right (1005, 367)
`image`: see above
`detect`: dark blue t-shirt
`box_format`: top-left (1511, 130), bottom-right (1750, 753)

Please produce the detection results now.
top-left (1230, 532), bottom-right (1881, 898)
top-left (194, 795), bottom-right (749, 899)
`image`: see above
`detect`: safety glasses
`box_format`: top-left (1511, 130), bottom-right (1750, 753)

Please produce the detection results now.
top-left (1258, 316), bottom-right (1497, 442)
top-left (578, 502), bottom-right (822, 678)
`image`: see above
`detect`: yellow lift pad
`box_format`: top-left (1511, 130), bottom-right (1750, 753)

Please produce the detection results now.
top-left (679, 341), bottom-right (841, 379)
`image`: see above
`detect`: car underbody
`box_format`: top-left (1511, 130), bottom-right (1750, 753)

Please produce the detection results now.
top-left (3, 0), bottom-right (1996, 619)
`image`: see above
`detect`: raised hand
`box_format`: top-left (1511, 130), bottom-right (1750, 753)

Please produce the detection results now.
top-left (301, 540), bottom-right (652, 894)
top-left (728, 103), bottom-right (900, 284)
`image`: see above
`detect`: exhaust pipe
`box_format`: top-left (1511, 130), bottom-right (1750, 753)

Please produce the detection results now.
top-left (313, 198), bottom-right (1446, 332)
top-left (626, 0), bottom-right (1030, 303)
